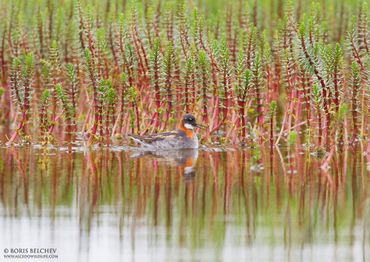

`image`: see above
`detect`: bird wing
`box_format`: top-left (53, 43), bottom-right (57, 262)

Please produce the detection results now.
top-left (129, 131), bottom-right (180, 145)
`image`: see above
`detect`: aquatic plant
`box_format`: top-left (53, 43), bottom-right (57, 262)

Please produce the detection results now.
top-left (7, 53), bottom-right (34, 144)
top-left (0, 0), bottom-right (367, 160)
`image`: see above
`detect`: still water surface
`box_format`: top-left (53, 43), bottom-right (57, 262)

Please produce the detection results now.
top-left (0, 146), bottom-right (369, 261)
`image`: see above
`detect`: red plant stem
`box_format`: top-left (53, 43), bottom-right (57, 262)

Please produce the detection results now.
top-left (66, 116), bottom-right (71, 145)
top-left (134, 103), bottom-right (140, 133)
top-left (47, 0), bottom-right (53, 41)
top-left (131, 24), bottom-right (146, 76)
top-left (231, 29), bottom-right (238, 67)
top-left (207, 51), bottom-right (219, 95)
top-left (151, 43), bottom-right (161, 128)
top-left (109, 26), bottom-right (119, 70)
top-left (210, 103), bottom-right (228, 135)
top-left (226, 7), bottom-right (232, 47)
top-left (197, 27), bottom-right (207, 54)
top-left (144, 7), bottom-right (153, 47)
top-left (317, 108), bottom-right (322, 146)
top-left (336, 1), bottom-right (344, 41)
top-left (299, 34), bottom-right (330, 140)
top-left (98, 97), bottom-right (103, 138)
top-left (201, 64), bottom-right (208, 123)
top-left (333, 65), bottom-right (340, 112)
top-left (105, 105), bottom-right (110, 143)
top-left (152, 111), bottom-right (159, 131)
top-left (300, 70), bottom-right (311, 126)
top-left (221, 66), bottom-right (229, 125)
top-left (256, 84), bottom-right (263, 125)
top-left (184, 68), bottom-right (190, 112)
top-left (84, 21), bottom-right (101, 139)
top-left (163, 49), bottom-right (173, 126)
top-left (366, 140), bottom-right (370, 165)
top-left (180, 31), bottom-right (188, 59)
top-left (50, 66), bottom-right (59, 133)
top-left (246, 36), bottom-right (253, 69)
top-left (253, 0), bottom-right (257, 26)
top-left (7, 117), bottom-right (25, 144)
top-left (295, 89), bottom-right (303, 131)
top-left (11, 64), bottom-right (21, 106)
top-left (154, 3), bottom-right (161, 39)
top-left (1, 30), bottom-right (6, 80)
top-left (270, 113), bottom-right (274, 148)
top-left (119, 86), bottom-right (126, 133)
top-left (86, 67), bottom-right (99, 137)
top-left (351, 80), bottom-right (359, 137)
top-left (137, 36), bottom-right (149, 73)
top-left (22, 81), bottom-right (31, 135)
top-left (350, 37), bottom-right (365, 72)
top-left (166, 13), bottom-right (174, 43)
top-left (210, 97), bottom-right (220, 131)
top-left (77, 3), bottom-right (85, 50)
top-left (70, 95), bottom-right (77, 134)
top-left (190, 63), bottom-right (196, 108)
top-left (174, 60), bottom-right (181, 117)
top-left (39, 103), bottom-right (47, 137)
top-left (238, 100), bottom-right (246, 138)
top-left (253, 63), bottom-right (263, 126)
top-left (358, 9), bottom-right (369, 54)
top-left (37, 10), bottom-right (44, 57)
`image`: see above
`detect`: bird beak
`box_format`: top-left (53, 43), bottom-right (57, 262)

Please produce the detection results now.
top-left (195, 123), bottom-right (206, 129)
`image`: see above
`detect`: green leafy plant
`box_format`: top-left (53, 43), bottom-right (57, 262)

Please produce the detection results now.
top-left (0, 0), bottom-right (367, 153)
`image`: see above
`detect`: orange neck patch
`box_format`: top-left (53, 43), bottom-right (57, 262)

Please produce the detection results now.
top-left (184, 157), bottom-right (194, 167)
top-left (178, 120), bottom-right (194, 139)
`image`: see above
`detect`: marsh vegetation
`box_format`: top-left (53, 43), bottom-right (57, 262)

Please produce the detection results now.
top-left (0, 0), bottom-right (369, 261)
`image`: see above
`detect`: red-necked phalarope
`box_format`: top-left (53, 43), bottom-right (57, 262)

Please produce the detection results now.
top-left (129, 114), bottom-right (203, 150)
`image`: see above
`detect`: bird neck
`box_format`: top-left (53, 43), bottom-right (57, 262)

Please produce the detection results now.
top-left (178, 121), bottom-right (195, 139)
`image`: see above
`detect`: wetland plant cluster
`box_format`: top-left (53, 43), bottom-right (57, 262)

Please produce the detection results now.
top-left (0, 0), bottom-right (368, 156)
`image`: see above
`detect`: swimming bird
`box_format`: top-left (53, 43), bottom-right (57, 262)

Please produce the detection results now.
top-left (129, 114), bottom-right (203, 150)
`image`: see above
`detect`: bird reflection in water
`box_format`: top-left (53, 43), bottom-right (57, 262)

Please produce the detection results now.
top-left (0, 147), bottom-right (369, 261)
top-left (129, 148), bottom-right (199, 179)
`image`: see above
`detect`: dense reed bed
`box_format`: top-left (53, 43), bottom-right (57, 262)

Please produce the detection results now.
top-left (0, 0), bottom-right (368, 156)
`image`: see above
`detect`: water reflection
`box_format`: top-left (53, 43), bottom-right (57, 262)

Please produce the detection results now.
top-left (0, 147), bottom-right (369, 261)
top-left (130, 148), bottom-right (199, 177)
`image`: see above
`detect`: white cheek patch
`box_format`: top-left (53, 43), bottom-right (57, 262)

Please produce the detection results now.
top-left (184, 166), bottom-right (194, 174)
top-left (184, 123), bottom-right (194, 130)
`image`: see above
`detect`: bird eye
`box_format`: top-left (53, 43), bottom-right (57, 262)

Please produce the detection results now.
top-left (185, 116), bottom-right (194, 122)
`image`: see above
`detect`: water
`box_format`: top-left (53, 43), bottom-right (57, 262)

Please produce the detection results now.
top-left (0, 146), bottom-right (369, 261)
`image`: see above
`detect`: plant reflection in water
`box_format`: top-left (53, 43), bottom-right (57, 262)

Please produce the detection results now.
top-left (0, 146), bottom-right (369, 261)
